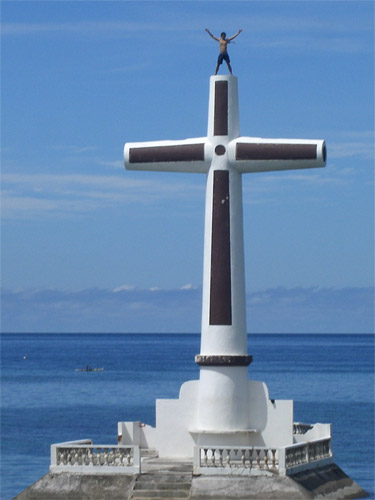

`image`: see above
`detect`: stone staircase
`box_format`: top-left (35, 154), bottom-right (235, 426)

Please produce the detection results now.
top-left (130, 460), bottom-right (192, 500)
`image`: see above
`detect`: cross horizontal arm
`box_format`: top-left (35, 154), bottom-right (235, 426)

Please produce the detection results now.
top-left (228, 138), bottom-right (326, 173)
top-left (124, 138), bottom-right (211, 173)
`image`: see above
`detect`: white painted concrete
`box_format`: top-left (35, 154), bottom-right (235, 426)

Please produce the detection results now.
top-left (121, 75), bottom-right (329, 463)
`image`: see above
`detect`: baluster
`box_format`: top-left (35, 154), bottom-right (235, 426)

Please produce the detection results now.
top-left (322, 442), bottom-right (326, 457)
top-left (271, 449), bottom-right (277, 469)
top-left (241, 449), bottom-right (246, 467)
top-left (256, 449), bottom-right (261, 468)
top-left (325, 441), bottom-right (330, 457)
top-left (203, 448), bottom-right (208, 467)
top-left (218, 449), bottom-right (223, 467)
top-left (248, 448), bottom-right (253, 469)
top-left (210, 449), bottom-right (216, 466)
top-left (264, 449), bottom-right (269, 469)
top-left (287, 449), bottom-right (291, 467)
top-left (286, 450), bottom-right (291, 467)
top-left (225, 449), bottom-right (231, 468)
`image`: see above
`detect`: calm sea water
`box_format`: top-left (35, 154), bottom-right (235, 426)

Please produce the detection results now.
top-left (1, 333), bottom-right (374, 500)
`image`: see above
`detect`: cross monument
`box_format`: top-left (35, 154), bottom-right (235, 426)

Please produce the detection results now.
top-left (121, 74), bottom-right (326, 458)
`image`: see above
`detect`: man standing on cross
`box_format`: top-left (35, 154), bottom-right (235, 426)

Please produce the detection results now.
top-left (206, 28), bottom-right (242, 75)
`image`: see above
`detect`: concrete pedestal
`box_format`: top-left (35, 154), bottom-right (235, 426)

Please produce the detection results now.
top-left (14, 460), bottom-right (368, 500)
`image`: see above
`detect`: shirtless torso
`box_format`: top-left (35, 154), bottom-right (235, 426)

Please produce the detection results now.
top-left (219, 37), bottom-right (230, 53)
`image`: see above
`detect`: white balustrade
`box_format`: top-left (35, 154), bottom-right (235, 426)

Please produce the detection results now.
top-left (194, 446), bottom-right (279, 476)
top-left (194, 438), bottom-right (333, 476)
top-left (50, 440), bottom-right (140, 474)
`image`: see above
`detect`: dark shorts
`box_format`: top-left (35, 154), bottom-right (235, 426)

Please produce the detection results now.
top-left (217, 52), bottom-right (230, 65)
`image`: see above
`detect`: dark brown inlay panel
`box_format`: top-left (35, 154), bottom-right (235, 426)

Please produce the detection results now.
top-left (129, 143), bottom-right (205, 163)
top-left (214, 81), bottom-right (228, 136)
top-left (210, 170), bottom-right (232, 325)
top-left (236, 143), bottom-right (317, 161)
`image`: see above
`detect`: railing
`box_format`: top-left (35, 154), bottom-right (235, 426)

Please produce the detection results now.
top-left (194, 438), bottom-right (333, 476)
top-left (281, 438), bottom-right (333, 474)
top-left (50, 440), bottom-right (141, 474)
top-left (194, 446), bottom-right (278, 476)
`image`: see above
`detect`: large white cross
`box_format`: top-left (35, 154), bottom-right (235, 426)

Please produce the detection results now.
top-left (124, 75), bottom-right (326, 432)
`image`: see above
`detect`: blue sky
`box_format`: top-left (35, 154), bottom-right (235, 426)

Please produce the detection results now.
top-left (1, 1), bottom-right (374, 333)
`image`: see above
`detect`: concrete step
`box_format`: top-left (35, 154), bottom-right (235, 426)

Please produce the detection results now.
top-left (131, 497), bottom-right (188, 500)
top-left (134, 481), bottom-right (191, 490)
top-left (131, 490), bottom-right (190, 499)
top-left (130, 473), bottom-right (192, 499)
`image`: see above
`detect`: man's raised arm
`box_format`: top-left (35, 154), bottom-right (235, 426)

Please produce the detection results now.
top-left (205, 28), bottom-right (219, 41)
top-left (228, 29), bottom-right (243, 41)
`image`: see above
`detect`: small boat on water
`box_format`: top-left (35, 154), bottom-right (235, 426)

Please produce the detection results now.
top-left (74, 365), bottom-right (103, 372)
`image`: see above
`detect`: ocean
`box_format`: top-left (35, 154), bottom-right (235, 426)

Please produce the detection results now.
top-left (1, 333), bottom-right (374, 500)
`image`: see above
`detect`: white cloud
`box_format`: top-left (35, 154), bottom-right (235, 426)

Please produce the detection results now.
top-left (113, 285), bottom-right (136, 293)
top-left (1, 286), bottom-right (373, 334)
top-left (1, 21), bottom-right (164, 37)
top-left (1, 172), bottom-right (204, 219)
top-left (253, 36), bottom-right (370, 54)
top-left (180, 283), bottom-right (197, 290)
top-left (2, 10), bottom-right (372, 54)
top-left (329, 141), bottom-right (374, 160)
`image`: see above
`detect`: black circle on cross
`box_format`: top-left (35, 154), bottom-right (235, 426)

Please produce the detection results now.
top-left (215, 145), bottom-right (226, 156)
